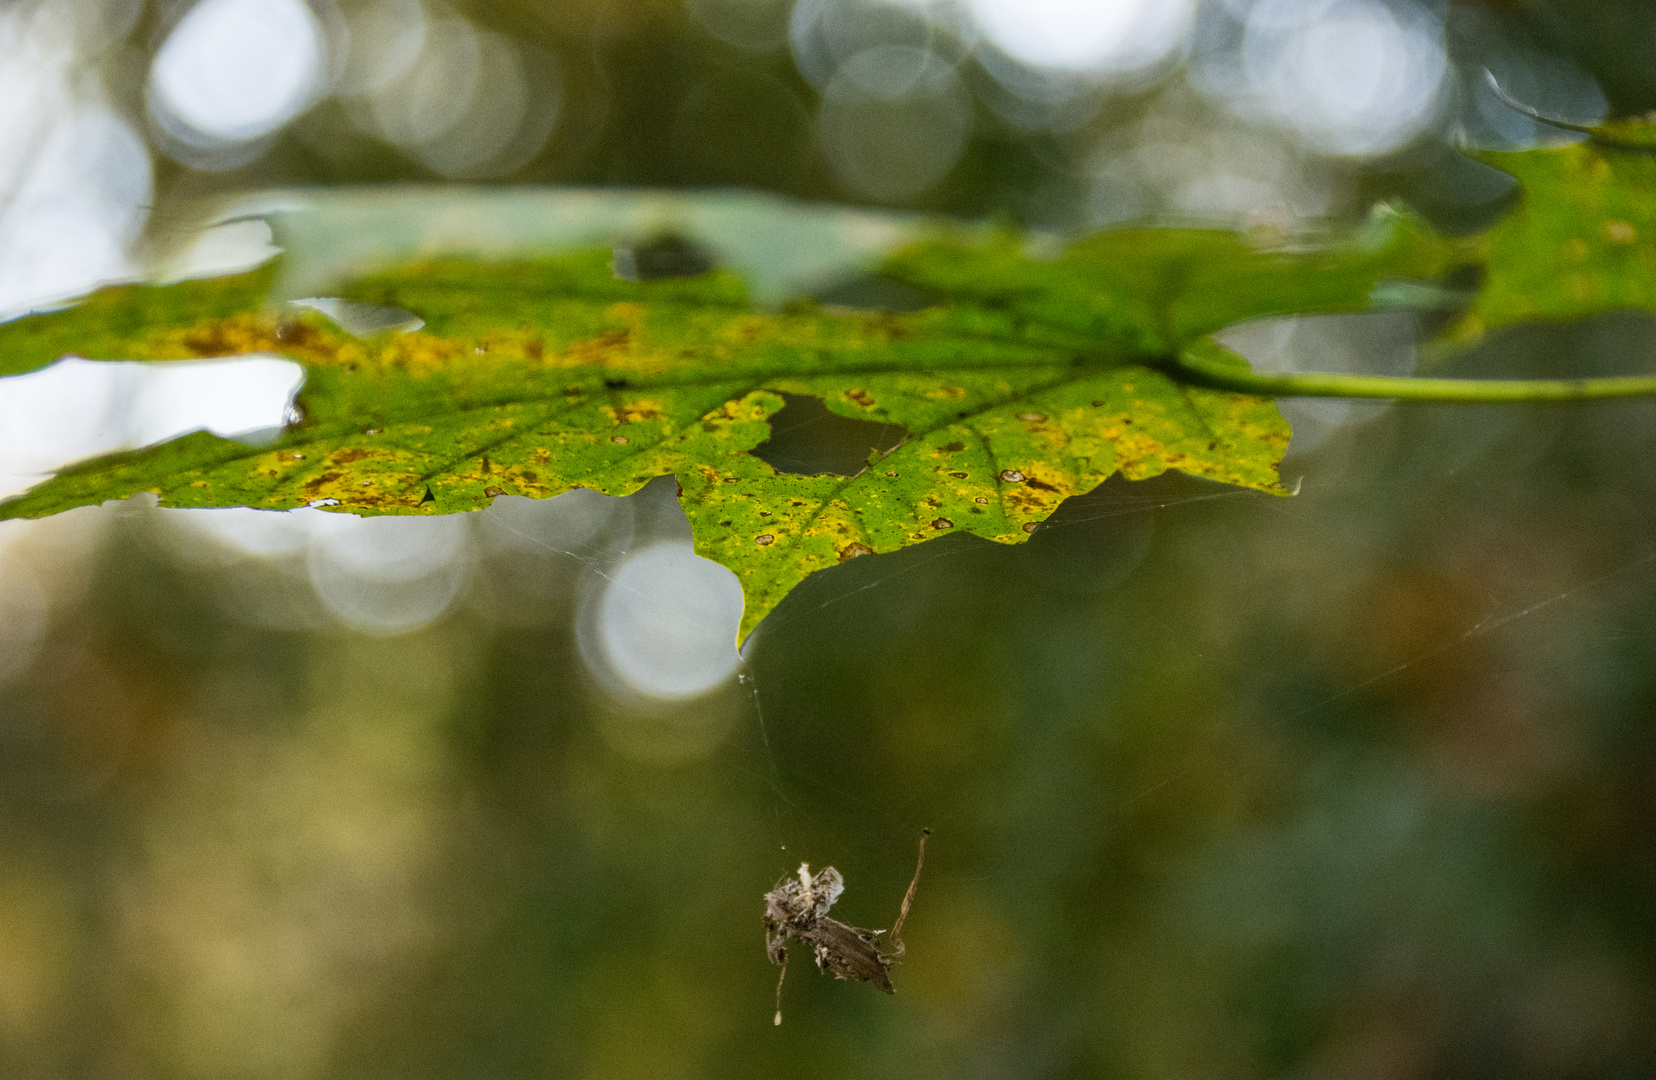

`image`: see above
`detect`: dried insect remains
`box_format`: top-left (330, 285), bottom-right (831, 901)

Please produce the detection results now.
top-left (764, 829), bottom-right (929, 1025)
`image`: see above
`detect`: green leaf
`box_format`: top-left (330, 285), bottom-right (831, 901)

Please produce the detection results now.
top-left (1468, 137), bottom-right (1656, 339)
top-left (0, 265), bottom-right (282, 378)
top-left (0, 196), bottom-right (1452, 641)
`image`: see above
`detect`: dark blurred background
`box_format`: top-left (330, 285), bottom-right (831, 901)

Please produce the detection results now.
top-left (3, 1), bottom-right (1656, 1077)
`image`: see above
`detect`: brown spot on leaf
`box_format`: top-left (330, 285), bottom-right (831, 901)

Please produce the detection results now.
top-left (1022, 521), bottom-right (1039, 533)
top-left (1000, 469), bottom-right (1024, 483)
top-left (846, 388), bottom-right (875, 407)
top-left (940, 442), bottom-right (965, 452)
top-left (611, 435), bottom-right (630, 444)
top-left (331, 448), bottom-right (374, 464)
top-left (611, 400), bottom-right (666, 424)
top-left (838, 542), bottom-right (873, 562)
top-left (1018, 412), bottom-right (1046, 423)
top-left (755, 534), bottom-right (775, 546)
top-left (484, 486), bottom-right (505, 498)
top-left (1025, 476), bottom-right (1058, 492)
top-left (931, 518), bottom-right (953, 530)
top-left (974, 497), bottom-right (988, 504)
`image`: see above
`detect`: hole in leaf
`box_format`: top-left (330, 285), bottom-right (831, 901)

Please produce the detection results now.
top-left (751, 394), bottom-right (906, 477)
top-left (612, 234), bottom-right (716, 281)
top-left (809, 273), bottom-right (934, 312)
top-left (289, 298), bottom-right (424, 337)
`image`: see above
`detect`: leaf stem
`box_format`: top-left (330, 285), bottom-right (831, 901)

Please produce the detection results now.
top-left (1168, 349), bottom-right (1656, 403)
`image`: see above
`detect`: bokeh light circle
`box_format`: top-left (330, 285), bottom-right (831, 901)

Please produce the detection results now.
top-left (1241, 0), bottom-right (1447, 156)
top-left (337, 0), bottom-right (427, 97)
top-left (306, 513), bottom-right (472, 635)
top-left (172, 507), bottom-right (316, 560)
top-left (149, 0), bottom-right (327, 144)
top-left (594, 544), bottom-right (743, 700)
top-left (968, 0), bottom-right (1195, 75)
top-left (818, 47), bottom-right (972, 202)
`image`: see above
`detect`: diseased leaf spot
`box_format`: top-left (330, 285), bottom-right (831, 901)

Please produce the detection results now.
top-left (931, 518), bottom-right (953, 529)
top-left (485, 486), bottom-right (504, 497)
top-left (949, 471), bottom-right (967, 478)
top-left (838, 542), bottom-right (873, 562)
top-left (1605, 220), bottom-right (1637, 244)
top-left (1017, 412), bottom-right (1046, 422)
top-left (1000, 469), bottom-right (1024, 483)
top-left (612, 435), bottom-right (630, 444)
top-left (973, 497), bottom-right (988, 504)
top-left (940, 442), bottom-right (965, 453)
top-left (1022, 521), bottom-right (1039, 533)
top-left (755, 534), bottom-right (775, 545)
